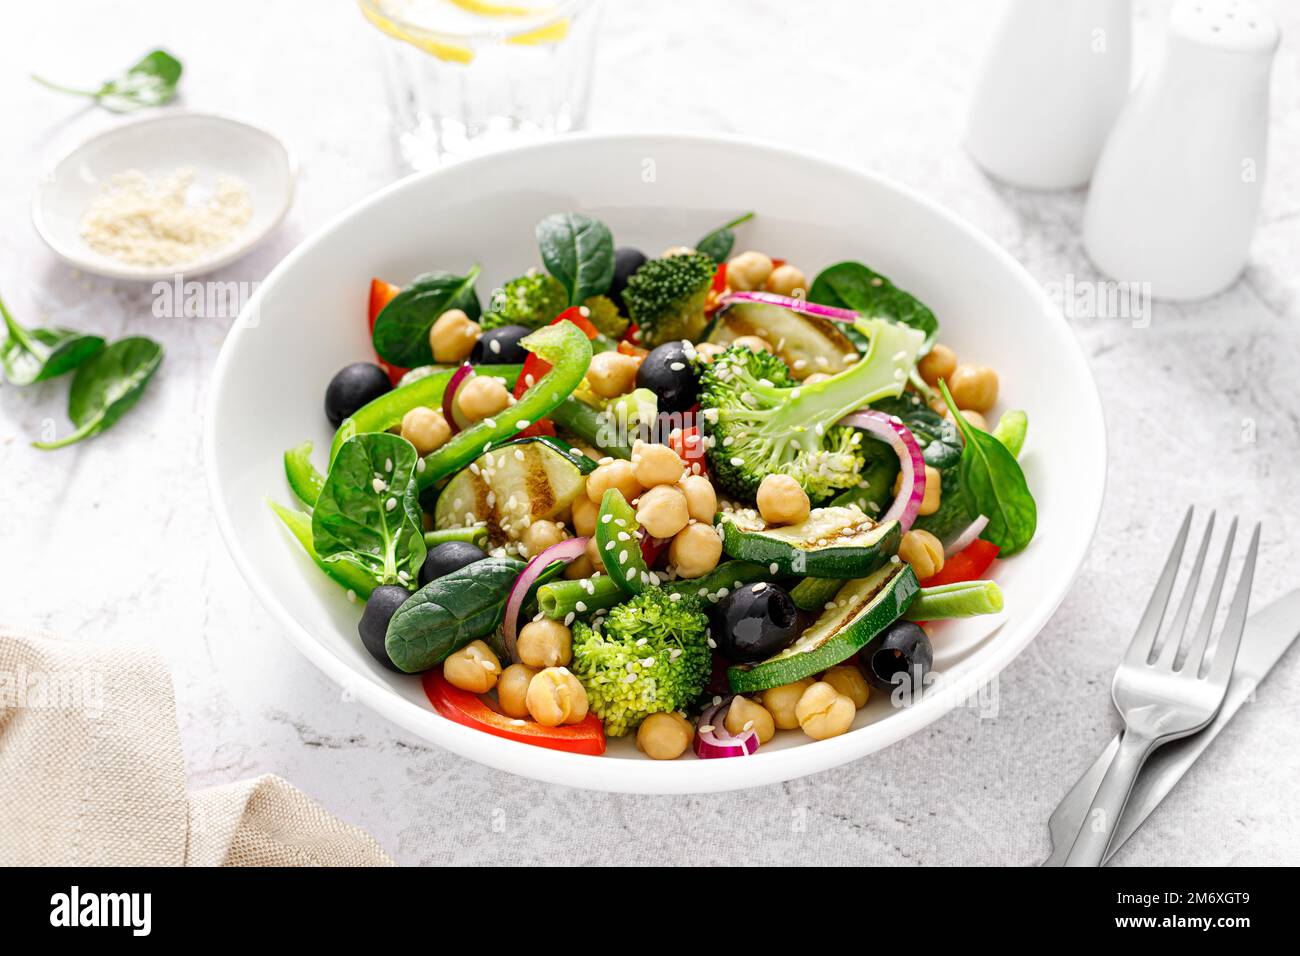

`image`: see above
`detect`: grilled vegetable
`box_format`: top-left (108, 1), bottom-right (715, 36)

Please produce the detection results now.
top-left (718, 506), bottom-right (902, 578)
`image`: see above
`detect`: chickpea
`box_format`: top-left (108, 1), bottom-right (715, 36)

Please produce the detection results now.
top-left (949, 364), bottom-right (999, 412)
top-left (443, 640), bottom-right (501, 694)
top-left (563, 553), bottom-right (594, 579)
top-left (954, 408), bottom-right (988, 431)
top-left (724, 695), bottom-right (776, 744)
top-left (668, 522), bottom-right (723, 579)
top-left (765, 264), bottom-right (808, 297)
top-left (586, 459), bottom-right (641, 504)
top-left (637, 485), bottom-right (690, 539)
top-left (633, 440), bottom-right (686, 488)
top-left (497, 663), bottom-right (538, 718)
top-left (517, 618), bottom-right (572, 669)
top-left (801, 372), bottom-right (831, 385)
top-left (571, 493), bottom-right (599, 537)
top-left (586, 351), bottom-right (641, 399)
top-left (795, 681), bottom-right (857, 740)
top-left (756, 474), bottom-right (810, 526)
top-left (895, 464), bottom-right (942, 517)
top-left (525, 667), bottom-right (589, 726)
top-left (727, 251), bottom-right (774, 291)
top-left (731, 334), bottom-right (773, 354)
top-left (918, 343), bottom-right (957, 386)
top-left (584, 534), bottom-right (603, 569)
top-left (821, 665), bottom-right (870, 709)
top-left (399, 406), bottom-right (451, 455)
top-left (677, 474), bottom-right (717, 523)
top-left (457, 375), bottom-right (511, 423)
top-left (762, 679), bottom-right (814, 730)
top-left (636, 711), bottom-right (693, 759)
top-left (898, 529), bottom-right (944, 579)
top-left (661, 245), bottom-right (696, 258)
top-left (429, 308), bottom-right (480, 364)
top-left (693, 342), bottom-right (726, 363)
top-left (522, 519), bottom-right (566, 558)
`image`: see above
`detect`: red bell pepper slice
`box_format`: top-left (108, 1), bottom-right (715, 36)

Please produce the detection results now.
top-left (668, 421), bottom-right (708, 477)
top-left (423, 671), bottom-right (606, 755)
top-left (920, 539), bottom-right (1000, 587)
top-left (368, 279), bottom-right (408, 385)
top-left (640, 534), bottom-right (670, 568)
top-left (512, 307), bottom-right (598, 437)
top-left (705, 263), bottom-right (728, 317)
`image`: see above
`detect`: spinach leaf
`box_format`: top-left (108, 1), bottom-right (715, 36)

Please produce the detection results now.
top-left (872, 392), bottom-right (963, 470)
top-left (695, 211), bottom-right (755, 264)
top-left (535, 213), bottom-right (614, 306)
top-left (384, 557), bottom-right (526, 673)
top-left (32, 49), bottom-right (182, 112)
top-left (32, 336), bottom-right (163, 450)
top-left (372, 267), bottom-right (482, 368)
top-left (1, 295), bottom-right (104, 386)
top-left (312, 433), bottom-right (427, 588)
top-left (808, 261), bottom-right (939, 347)
top-left (938, 381), bottom-right (1037, 555)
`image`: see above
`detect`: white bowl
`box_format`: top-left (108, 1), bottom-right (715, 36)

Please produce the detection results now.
top-left (33, 111), bottom-right (296, 281)
top-left (205, 133), bottom-right (1106, 794)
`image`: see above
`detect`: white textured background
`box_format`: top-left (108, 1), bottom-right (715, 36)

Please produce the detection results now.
top-left (2, 0), bottom-right (1298, 865)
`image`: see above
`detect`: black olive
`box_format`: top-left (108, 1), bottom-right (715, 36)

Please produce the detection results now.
top-left (608, 247), bottom-right (647, 313)
top-left (419, 541), bottom-right (488, 587)
top-left (860, 620), bottom-right (933, 693)
top-left (358, 585), bottom-right (409, 671)
top-left (325, 362), bottom-right (391, 428)
top-left (636, 341), bottom-right (698, 414)
top-left (713, 583), bottom-right (799, 663)
top-left (471, 325), bottom-right (531, 365)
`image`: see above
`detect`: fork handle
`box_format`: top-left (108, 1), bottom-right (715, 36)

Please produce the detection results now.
top-left (1063, 729), bottom-right (1154, 867)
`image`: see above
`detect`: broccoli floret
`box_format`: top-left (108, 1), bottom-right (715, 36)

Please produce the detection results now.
top-left (581, 294), bottom-right (629, 339)
top-left (699, 318), bottom-right (926, 502)
top-left (482, 271), bottom-right (568, 330)
top-left (622, 252), bottom-right (716, 346)
top-left (570, 588), bottom-right (711, 736)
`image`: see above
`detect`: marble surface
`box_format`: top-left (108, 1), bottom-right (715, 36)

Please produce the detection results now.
top-left (3, 0), bottom-right (1299, 865)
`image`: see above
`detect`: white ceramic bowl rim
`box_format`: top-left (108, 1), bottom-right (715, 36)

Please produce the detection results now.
top-left (32, 109), bottom-right (298, 282)
top-left (205, 131), bottom-right (1106, 793)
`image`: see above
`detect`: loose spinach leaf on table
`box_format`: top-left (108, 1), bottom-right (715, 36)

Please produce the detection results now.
top-left (32, 49), bottom-right (183, 112)
top-left (32, 336), bottom-right (163, 450)
top-left (1, 295), bottom-right (104, 386)
top-left (535, 213), bottom-right (614, 307)
top-left (371, 267), bottom-right (482, 368)
top-left (808, 261), bottom-right (939, 348)
top-left (385, 557), bottom-right (526, 673)
top-left (312, 432), bottom-right (428, 589)
top-left (695, 212), bottom-right (755, 264)
top-left (938, 381), bottom-right (1037, 555)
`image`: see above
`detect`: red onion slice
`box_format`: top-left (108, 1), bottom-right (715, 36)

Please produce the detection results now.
top-left (838, 410), bottom-right (927, 531)
top-left (719, 290), bottom-right (860, 323)
top-left (944, 514), bottom-right (989, 557)
top-left (442, 363), bottom-right (476, 435)
top-left (693, 698), bottom-right (759, 759)
top-left (502, 536), bottom-right (590, 662)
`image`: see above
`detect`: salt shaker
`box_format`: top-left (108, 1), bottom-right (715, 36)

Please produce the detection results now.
top-left (966, 0), bottom-right (1132, 190)
top-left (1084, 0), bottom-right (1280, 300)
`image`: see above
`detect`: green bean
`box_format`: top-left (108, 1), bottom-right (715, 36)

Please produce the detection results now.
top-left (790, 576), bottom-right (843, 611)
top-left (904, 580), bottom-right (1003, 621)
top-left (549, 397), bottom-right (632, 459)
top-left (423, 526), bottom-right (489, 548)
top-left (537, 574), bottom-right (625, 619)
top-left (672, 560), bottom-right (772, 604)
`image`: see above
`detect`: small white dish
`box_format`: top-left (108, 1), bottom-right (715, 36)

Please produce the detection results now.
top-left (205, 132), bottom-right (1107, 794)
top-left (32, 111), bottom-right (296, 281)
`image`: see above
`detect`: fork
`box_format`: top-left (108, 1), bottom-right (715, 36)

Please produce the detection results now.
top-left (1061, 508), bottom-right (1260, 867)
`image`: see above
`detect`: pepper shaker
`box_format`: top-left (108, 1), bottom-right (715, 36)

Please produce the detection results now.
top-left (1083, 0), bottom-right (1280, 300)
top-left (966, 0), bottom-right (1132, 190)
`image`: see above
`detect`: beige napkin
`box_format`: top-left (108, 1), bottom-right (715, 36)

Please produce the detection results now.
top-left (0, 626), bottom-right (394, 866)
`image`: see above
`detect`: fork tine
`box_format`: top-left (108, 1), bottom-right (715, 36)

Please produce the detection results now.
top-left (1205, 523), bottom-right (1260, 688)
top-left (1181, 517), bottom-right (1237, 675)
top-left (1125, 507), bottom-right (1194, 665)
top-left (1154, 511), bottom-right (1215, 669)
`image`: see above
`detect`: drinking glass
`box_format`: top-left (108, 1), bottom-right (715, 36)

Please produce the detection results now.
top-left (358, 0), bottom-right (603, 170)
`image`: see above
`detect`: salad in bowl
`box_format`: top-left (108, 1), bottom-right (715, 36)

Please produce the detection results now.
top-left (270, 211), bottom-right (1036, 761)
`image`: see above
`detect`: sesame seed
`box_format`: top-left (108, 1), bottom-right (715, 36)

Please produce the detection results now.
top-left (346, 590), bottom-right (357, 603)
top-left (564, 612), bottom-right (576, 626)
top-left (371, 478), bottom-right (386, 493)
top-left (769, 563), bottom-right (779, 574)
top-left (730, 457), bottom-right (744, 467)
top-left (625, 567), bottom-right (636, 580)
top-left (416, 458), bottom-right (426, 473)
top-left (385, 498), bottom-right (397, 511)
top-left (516, 420), bottom-right (530, 429)
top-left (384, 458), bottom-right (393, 472)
